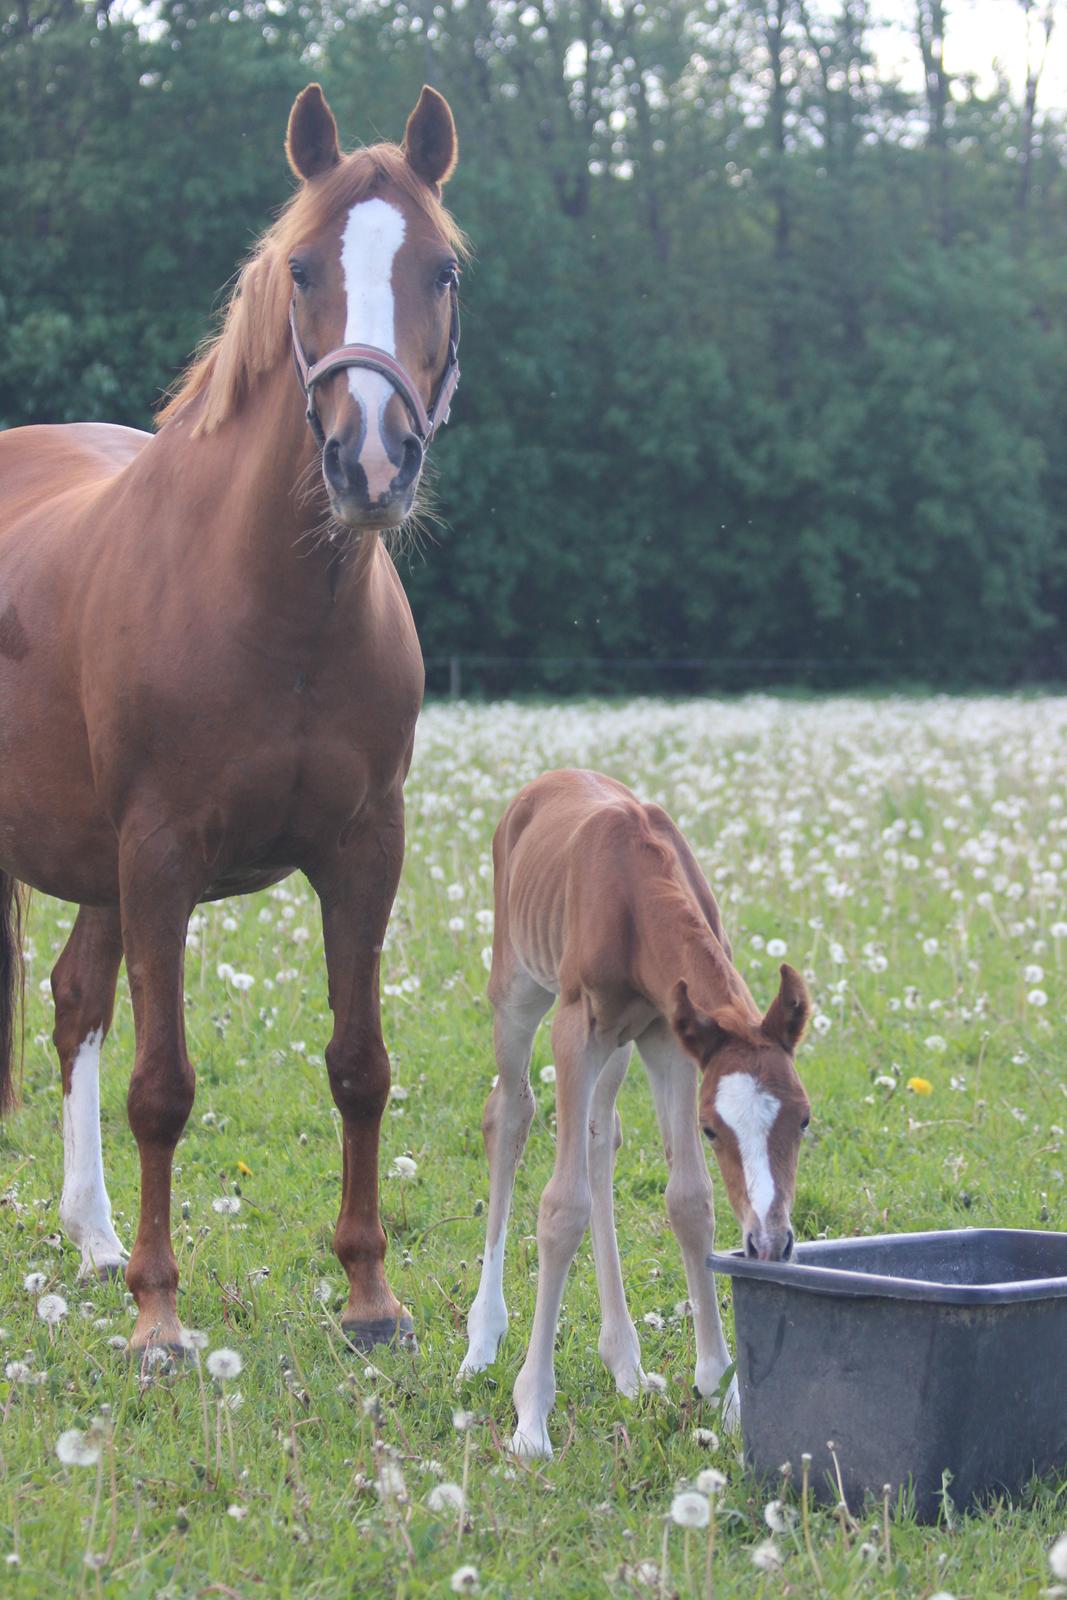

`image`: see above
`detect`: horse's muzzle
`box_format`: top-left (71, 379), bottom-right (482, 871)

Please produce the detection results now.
top-left (322, 431), bottom-right (423, 527)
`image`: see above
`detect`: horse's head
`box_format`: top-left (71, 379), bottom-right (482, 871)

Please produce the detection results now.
top-left (284, 83), bottom-right (462, 530)
top-left (673, 963), bottom-right (812, 1262)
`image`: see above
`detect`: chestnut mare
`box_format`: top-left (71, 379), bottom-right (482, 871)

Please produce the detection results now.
top-left (0, 83), bottom-right (466, 1354)
top-left (459, 770), bottom-right (812, 1457)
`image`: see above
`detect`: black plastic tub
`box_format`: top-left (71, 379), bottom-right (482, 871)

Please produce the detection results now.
top-left (709, 1228), bottom-right (1067, 1519)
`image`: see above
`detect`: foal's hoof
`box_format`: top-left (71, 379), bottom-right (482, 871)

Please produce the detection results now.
top-left (342, 1311), bottom-right (416, 1353)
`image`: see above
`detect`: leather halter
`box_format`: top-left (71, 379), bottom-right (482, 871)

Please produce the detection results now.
top-left (289, 282), bottom-right (460, 450)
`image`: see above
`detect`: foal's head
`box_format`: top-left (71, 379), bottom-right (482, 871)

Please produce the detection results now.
top-left (283, 83), bottom-right (463, 529)
top-left (673, 964), bottom-right (812, 1262)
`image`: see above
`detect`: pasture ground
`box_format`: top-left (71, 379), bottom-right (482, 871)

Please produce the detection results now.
top-left (2, 695), bottom-right (1067, 1598)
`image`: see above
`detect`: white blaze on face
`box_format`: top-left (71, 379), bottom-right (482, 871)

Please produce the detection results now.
top-left (339, 197), bottom-right (406, 499)
top-left (60, 1027), bottom-right (125, 1274)
top-left (714, 1072), bottom-right (781, 1225)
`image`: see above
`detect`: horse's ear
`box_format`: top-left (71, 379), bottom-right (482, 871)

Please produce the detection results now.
top-left (762, 964), bottom-right (812, 1052)
top-left (403, 85), bottom-right (457, 190)
top-left (287, 84), bottom-right (342, 181)
top-left (672, 980), bottom-right (730, 1067)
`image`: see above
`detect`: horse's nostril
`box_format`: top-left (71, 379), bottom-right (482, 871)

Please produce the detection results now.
top-left (784, 1229), bottom-right (795, 1259)
top-left (323, 437), bottom-right (343, 485)
top-left (745, 1232), bottom-right (758, 1259)
top-left (395, 433), bottom-right (423, 491)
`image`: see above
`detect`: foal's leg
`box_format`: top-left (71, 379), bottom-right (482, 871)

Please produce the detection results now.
top-left (638, 1021), bottom-right (739, 1424)
top-left (511, 1001), bottom-right (609, 1458)
top-left (460, 967), bottom-right (551, 1376)
top-left (309, 801), bottom-right (410, 1349)
top-left (119, 833), bottom-right (198, 1351)
top-left (588, 1044), bottom-right (645, 1397)
top-left (52, 907), bottom-right (126, 1279)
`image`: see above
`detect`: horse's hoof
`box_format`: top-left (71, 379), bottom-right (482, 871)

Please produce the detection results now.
top-left (341, 1312), bottom-right (416, 1353)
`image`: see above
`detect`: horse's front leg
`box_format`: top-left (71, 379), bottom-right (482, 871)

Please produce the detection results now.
top-left (119, 829), bottom-right (199, 1352)
top-left (309, 797), bottom-right (409, 1350)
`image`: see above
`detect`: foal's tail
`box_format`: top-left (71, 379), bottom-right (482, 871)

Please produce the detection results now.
top-left (0, 871), bottom-right (25, 1116)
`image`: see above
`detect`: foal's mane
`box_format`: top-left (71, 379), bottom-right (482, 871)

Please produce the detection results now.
top-left (157, 143), bottom-right (468, 437)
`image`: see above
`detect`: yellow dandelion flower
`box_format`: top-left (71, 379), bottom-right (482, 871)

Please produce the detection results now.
top-left (906, 1077), bottom-right (933, 1096)
top-left (237, 1160), bottom-right (253, 1177)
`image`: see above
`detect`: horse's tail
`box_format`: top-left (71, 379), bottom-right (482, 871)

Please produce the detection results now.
top-left (0, 872), bottom-right (25, 1117)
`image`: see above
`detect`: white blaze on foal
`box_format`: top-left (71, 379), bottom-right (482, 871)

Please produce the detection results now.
top-left (339, 198), bottom-right (406, 499)
top-left (60, 1028), bottom-right (125, 1276)
top-left (715, 1072), bottom-right (781, 1250)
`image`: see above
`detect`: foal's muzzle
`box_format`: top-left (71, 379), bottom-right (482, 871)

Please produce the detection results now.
top-left (745, 1226), bottom-right (795, 1263)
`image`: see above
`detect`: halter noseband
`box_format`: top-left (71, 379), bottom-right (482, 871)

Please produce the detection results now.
top-left (289, 283), bottom-right (460, 450)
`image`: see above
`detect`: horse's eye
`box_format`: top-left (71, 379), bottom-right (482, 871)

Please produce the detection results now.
top-left (702, 1125), bottom-right (716, 1143)
top-left (289, 260), bottom-right (310, 291)
top-left (800, 1117), bottom-right (810, 1132)
top-left (436, 262), bottom-right (459, 291)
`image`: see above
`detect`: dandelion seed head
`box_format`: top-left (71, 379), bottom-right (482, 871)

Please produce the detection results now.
top-left (206, 1348), bottom-right (243, 1381)
top-left (670, 1490), bottom-right (709, 1528)
top-left (37, 1294), bottom-right (68, 1326)
top-left (56, 1429), bottom-right (101, 1467)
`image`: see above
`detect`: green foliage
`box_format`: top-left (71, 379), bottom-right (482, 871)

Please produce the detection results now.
top-left (2, 0), bottom-right (1066, 686)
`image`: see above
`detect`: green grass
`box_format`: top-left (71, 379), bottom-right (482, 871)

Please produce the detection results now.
top-left (3, 694), bottom-right (1067, 1598)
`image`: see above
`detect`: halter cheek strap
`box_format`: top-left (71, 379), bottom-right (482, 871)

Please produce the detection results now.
top-left (289, 283), bottom-right (460, 450)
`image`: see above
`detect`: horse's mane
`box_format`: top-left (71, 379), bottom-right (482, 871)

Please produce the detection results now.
top-left (157, 143), bottom-right (468, 437)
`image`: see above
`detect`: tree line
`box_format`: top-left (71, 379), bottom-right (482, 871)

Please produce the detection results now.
top-left (2, 0), bottom-right (1065, 691)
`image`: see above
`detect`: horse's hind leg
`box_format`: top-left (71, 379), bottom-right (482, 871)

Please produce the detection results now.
top-left (52, 907), bottom-right (126, 1280)
top-left (459, 965), bottom-right (550, 1377)
top-left (588, 1044), bottom-right (645, 1396)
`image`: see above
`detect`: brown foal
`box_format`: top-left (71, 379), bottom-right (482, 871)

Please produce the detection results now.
top-left (0, 83), bottom-right (465, 1354)
top-left (460, 770), bottom-right (812, 1457)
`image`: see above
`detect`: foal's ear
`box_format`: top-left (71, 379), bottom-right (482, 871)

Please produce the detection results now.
top-left (403, 85), bottom-right (458, 190)
top-left (761, 963), bottom-right (812, 1052)
top-left (672, 980), bottom-right (730, 1067)
top-left (287, 84), bottom-right (342, 181)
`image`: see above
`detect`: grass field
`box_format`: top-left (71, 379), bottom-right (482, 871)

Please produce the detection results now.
top-left (3, 695), bottom-right (1067, 1598)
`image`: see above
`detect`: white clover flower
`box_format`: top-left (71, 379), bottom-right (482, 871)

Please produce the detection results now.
top-left (766, 939), bottom-right (787, 958)
top-left (427, 1482), bottom-right (466, 1513)
top-left (1051, 1534), bottom-right (1067, 1580)
top-left (23, 1272), bottom-right (46, 1294)
top-left (539, 1063), bottom-right (557, 1084)
top-left (763, 1498), bottom-right (796, 1533)
top-left (1028, 989), bottom-right (1048, 1008)
top-left (37, 1294), bottom-right (68, 1326)
top-left (390, 1155), bottom-right (418, 1179)
top-left (450, 1567), bottom-right (479, 1595)
top-left (696, 1467), bottom-right (727, 1497)
top-left (206, 1348), bottom-right (243, 1381)
top-left (670, 1490), bottom-right (709, 1528)
top-left (212, 1196), bottom-right (242, 1215)
top-left (56, 1429), bottom-right (101, 1468)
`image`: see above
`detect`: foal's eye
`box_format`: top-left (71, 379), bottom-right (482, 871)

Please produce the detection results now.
top-left (800, 1117), bottom-right (810, 1132)
top-left (702, 1125), bottom-right (716, 1143)
top-left (289, 259), bottom-right (310, 291)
